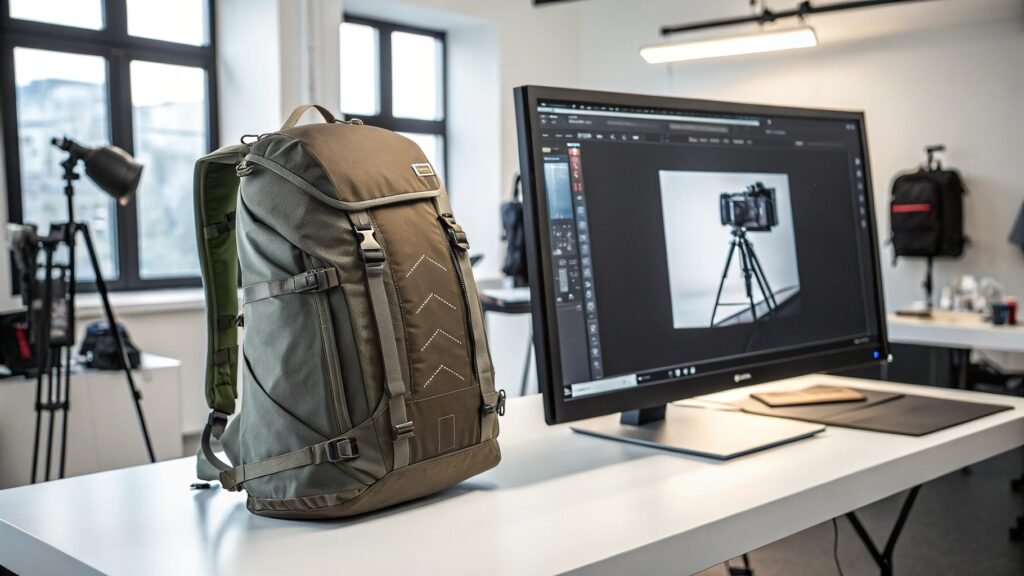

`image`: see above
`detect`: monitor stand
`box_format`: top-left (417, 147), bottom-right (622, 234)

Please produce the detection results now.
top-left (570, 404), bottom-right (825, 460)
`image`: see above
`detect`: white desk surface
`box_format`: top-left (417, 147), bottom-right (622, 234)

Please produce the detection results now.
top-left (1, 375), bottom-right (1022, 576)
top-left (888, 310), bottom-right (1024, 352)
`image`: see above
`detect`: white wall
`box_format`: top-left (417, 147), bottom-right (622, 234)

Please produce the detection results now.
top-left (575, 0), bottom-right (1024, 311)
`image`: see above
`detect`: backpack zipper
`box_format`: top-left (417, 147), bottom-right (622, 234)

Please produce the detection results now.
top-left (438, 215), bottom-right (479, 381)
top-left (304, 253), bottom-right (351, 434)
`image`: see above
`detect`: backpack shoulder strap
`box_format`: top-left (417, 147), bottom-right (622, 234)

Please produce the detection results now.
top-left (194, 143), bottom-right (248, 478)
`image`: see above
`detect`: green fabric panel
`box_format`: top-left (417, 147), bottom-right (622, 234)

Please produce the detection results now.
top-left (194, 144), bottom-right (248, 415)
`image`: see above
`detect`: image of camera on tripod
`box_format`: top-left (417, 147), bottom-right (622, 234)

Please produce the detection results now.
top-left (660, 171), bottom-right (801, 330)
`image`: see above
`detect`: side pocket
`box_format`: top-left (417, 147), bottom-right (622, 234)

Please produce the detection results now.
top-left (305, 253), bottom-right (352, 434)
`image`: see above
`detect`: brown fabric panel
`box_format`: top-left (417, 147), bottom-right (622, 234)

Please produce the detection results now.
top-left (405, 385), bottom-right (482, 462)
top-left (246, 439), bottom-right (500, 519)
top-left (284, 123), bottom-right (440, 203)
top-left (371, 202), bottom-right (474, 400)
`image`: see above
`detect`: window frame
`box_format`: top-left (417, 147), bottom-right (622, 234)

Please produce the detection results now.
top-left (342, 14), bottom-right (447, 181)
top-left (0, 0), bottom-right (219, 291)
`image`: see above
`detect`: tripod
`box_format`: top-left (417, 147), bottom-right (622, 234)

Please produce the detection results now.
top-left (29, 152), bottom-right (156, 483)
top-left (711, 227), bottom-right (778, 327)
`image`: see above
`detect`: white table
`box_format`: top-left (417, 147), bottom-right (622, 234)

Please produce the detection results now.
top-left (1, 375), bottom-right (1022, 576)
top-left (888, 310), bottom-right (1024, 353)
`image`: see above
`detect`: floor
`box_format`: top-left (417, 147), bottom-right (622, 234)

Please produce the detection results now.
top-left (697, 447), bottom-right (1024, 576)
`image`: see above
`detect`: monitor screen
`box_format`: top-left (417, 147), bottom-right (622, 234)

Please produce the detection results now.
top-left (514, 86), bottom-right (889, 424)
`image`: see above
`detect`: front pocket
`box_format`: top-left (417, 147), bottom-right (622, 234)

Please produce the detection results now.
top-left (304, 253), bottom-right (351, 434)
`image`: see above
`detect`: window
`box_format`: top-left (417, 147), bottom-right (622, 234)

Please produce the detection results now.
top-left (1, 0), bottom-right (218, 290)
top-left (340, 16), bottom-right (446, 182)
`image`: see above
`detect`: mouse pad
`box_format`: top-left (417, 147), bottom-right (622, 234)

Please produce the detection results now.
top-left (739, 388), bottom-right (1012, 436)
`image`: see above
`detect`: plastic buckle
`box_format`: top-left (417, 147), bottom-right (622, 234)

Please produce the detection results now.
top-left (294, 269), bottom-right (324, 293)
top-left (324, 437), bottom-right (358, 462)
top-left (439, 214), bottom-right (469, 251)
top-left (207, 410), bottom-right (230, 437)
top-left (481, 389), bottom-right (508, 417)
top-left (354, 224), bottom-right (385, 264)
top-left (496, 389), bottom-right (507, 417)
top-left (392, 421), bottom-right (415, 440)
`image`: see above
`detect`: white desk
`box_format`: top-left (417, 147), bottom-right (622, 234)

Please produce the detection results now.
top-left (888, 310), bottom-right (1024, 353)
top-left (1, 375), bottom-right (1022, 576)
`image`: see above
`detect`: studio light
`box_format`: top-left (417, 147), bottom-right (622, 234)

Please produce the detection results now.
top-left (640, 25), bottom-right (818, 64)
top-left (51, 137), bottom-right (143, 205)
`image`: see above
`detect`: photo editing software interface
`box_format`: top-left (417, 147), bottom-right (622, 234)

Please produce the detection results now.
top-left (534, 99), bottom-right (882, 400)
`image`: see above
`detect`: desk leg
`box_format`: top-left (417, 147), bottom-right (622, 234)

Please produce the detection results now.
top-left (845, 485), bottom-right (921, 576)
top-left (951, 349), bottom-right (970, 390)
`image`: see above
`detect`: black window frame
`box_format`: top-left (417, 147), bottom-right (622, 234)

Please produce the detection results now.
top-left (0, 0), bottom-right (219, 291)
top-left (342, 14), bottom-right (447, 181)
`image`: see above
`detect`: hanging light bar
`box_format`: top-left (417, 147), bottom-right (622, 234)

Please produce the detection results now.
top-left (644, 0), bottom-right (934, 65)
top-left (640, 25), bottom-right (818, 64)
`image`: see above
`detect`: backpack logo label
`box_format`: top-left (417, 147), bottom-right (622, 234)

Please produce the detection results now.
top-left (411, 163), bottom-right (435, 177)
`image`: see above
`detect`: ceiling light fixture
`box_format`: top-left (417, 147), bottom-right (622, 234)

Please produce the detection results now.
top-left (645, 0), bottom-right (934, 65)
top-left (640, 25), bottom-right (818, 64)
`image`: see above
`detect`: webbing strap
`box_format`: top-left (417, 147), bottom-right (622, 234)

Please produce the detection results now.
top-left (219, 436), bottom-right (358, 492)
top-left (241, 268), bottom-right (339, 306)
top-left (203, 211), bottom-right (235, 239)
top-left (350, 210), bottom-right (413, 470)
top-left (199, 410), bottom-right (232, 478)
top-left (435, 196), bottom-right (501, 440)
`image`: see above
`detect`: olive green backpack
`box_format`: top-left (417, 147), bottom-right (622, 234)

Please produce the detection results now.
top-left (193, 104), bottom-right (503, 519)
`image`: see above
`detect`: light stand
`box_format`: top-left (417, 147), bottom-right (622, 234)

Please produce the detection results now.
top-left (710, 226), bottom-right (778, 327)
top-left (28, 140), bottom-right (155, 483)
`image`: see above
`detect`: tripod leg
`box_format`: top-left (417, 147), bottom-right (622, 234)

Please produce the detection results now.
top-left (745, 242), bottom-right (778, 310)
top-left (78, 224), bottom-right (156, 463)
top-left (45, 355), bottom-right (58, 481)
top-left (737, 242), bottom-right (758, 321)
top-left (59, 344), bottom-right (72, 478)
top-left (32, 247), bottom-right (56, 484)
top-left (712, 240), bottom-right (738, 326)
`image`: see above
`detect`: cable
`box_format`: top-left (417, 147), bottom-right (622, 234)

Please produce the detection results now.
top-left (832, 517), bottom-right (845, 576)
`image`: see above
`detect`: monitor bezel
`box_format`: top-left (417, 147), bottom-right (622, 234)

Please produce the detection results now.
top-left (514, 85), bottom-right (891, 425)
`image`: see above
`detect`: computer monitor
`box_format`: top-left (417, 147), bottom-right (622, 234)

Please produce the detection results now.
top-left (514, 86), bottom-right (889, 451)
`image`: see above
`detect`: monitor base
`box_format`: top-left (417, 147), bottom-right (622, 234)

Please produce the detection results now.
top-left (570, 404), bottom-right (825, 460)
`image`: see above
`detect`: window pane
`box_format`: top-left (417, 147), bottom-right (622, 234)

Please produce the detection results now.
top-left (127, 0), bottom-right (207, 46)
top-left (340, 22), bottom-right (379, 116)
top-left (9, 0), bottom-right (103, 30)
top-left (391, 31), bottom-right (443, 121)
top-left (398, 132), bottom-right (444, 183)
top-left (14, 48), bottom-right (117, 281)
top-left (130, 61), bottom-right (208, 279)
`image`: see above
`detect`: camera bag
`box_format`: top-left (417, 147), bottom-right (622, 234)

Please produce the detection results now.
top-left (192, 105), bottom-right (502, 519)
top-left (78, 321), bottom-right (141, 370)
top-left (890, 168), bottom-right (966, 258)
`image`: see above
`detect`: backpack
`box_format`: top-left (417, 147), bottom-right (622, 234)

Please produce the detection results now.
top-left (501, 174), bottom-right (528, 286)
top-left (890, 167), bottom-right (967, 259)
top-left (193, 104), bottom-right (503, 519)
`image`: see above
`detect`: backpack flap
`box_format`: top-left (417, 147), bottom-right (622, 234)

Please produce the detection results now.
top-left (194, 144), bottom-right (247, 478)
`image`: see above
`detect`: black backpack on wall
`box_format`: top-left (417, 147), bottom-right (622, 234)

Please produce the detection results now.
top-left (890, 150), bottom-right (967, 259)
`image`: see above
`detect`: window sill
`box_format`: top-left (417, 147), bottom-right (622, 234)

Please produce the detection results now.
top-left (75, 288), bottom-right (207, 318)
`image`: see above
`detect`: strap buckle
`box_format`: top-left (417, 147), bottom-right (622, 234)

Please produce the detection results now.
top-left (324, 437), bottom-right (359, 463)
top-left (439, 214), bottom-right (469, 251)
top-left (295, 268), bottom-right (337, 293)
top-left (392, 421), bottom-right (415, 440)
top-left (481, 389), bottom-right (507, 417)
top-left (207, 410), bottom-right (230, 437)
top-left (354, 224), bottom-right (385, 264)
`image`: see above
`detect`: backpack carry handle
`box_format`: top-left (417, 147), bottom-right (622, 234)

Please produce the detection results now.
top-left (281, 104), bottom-right (337, 130)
